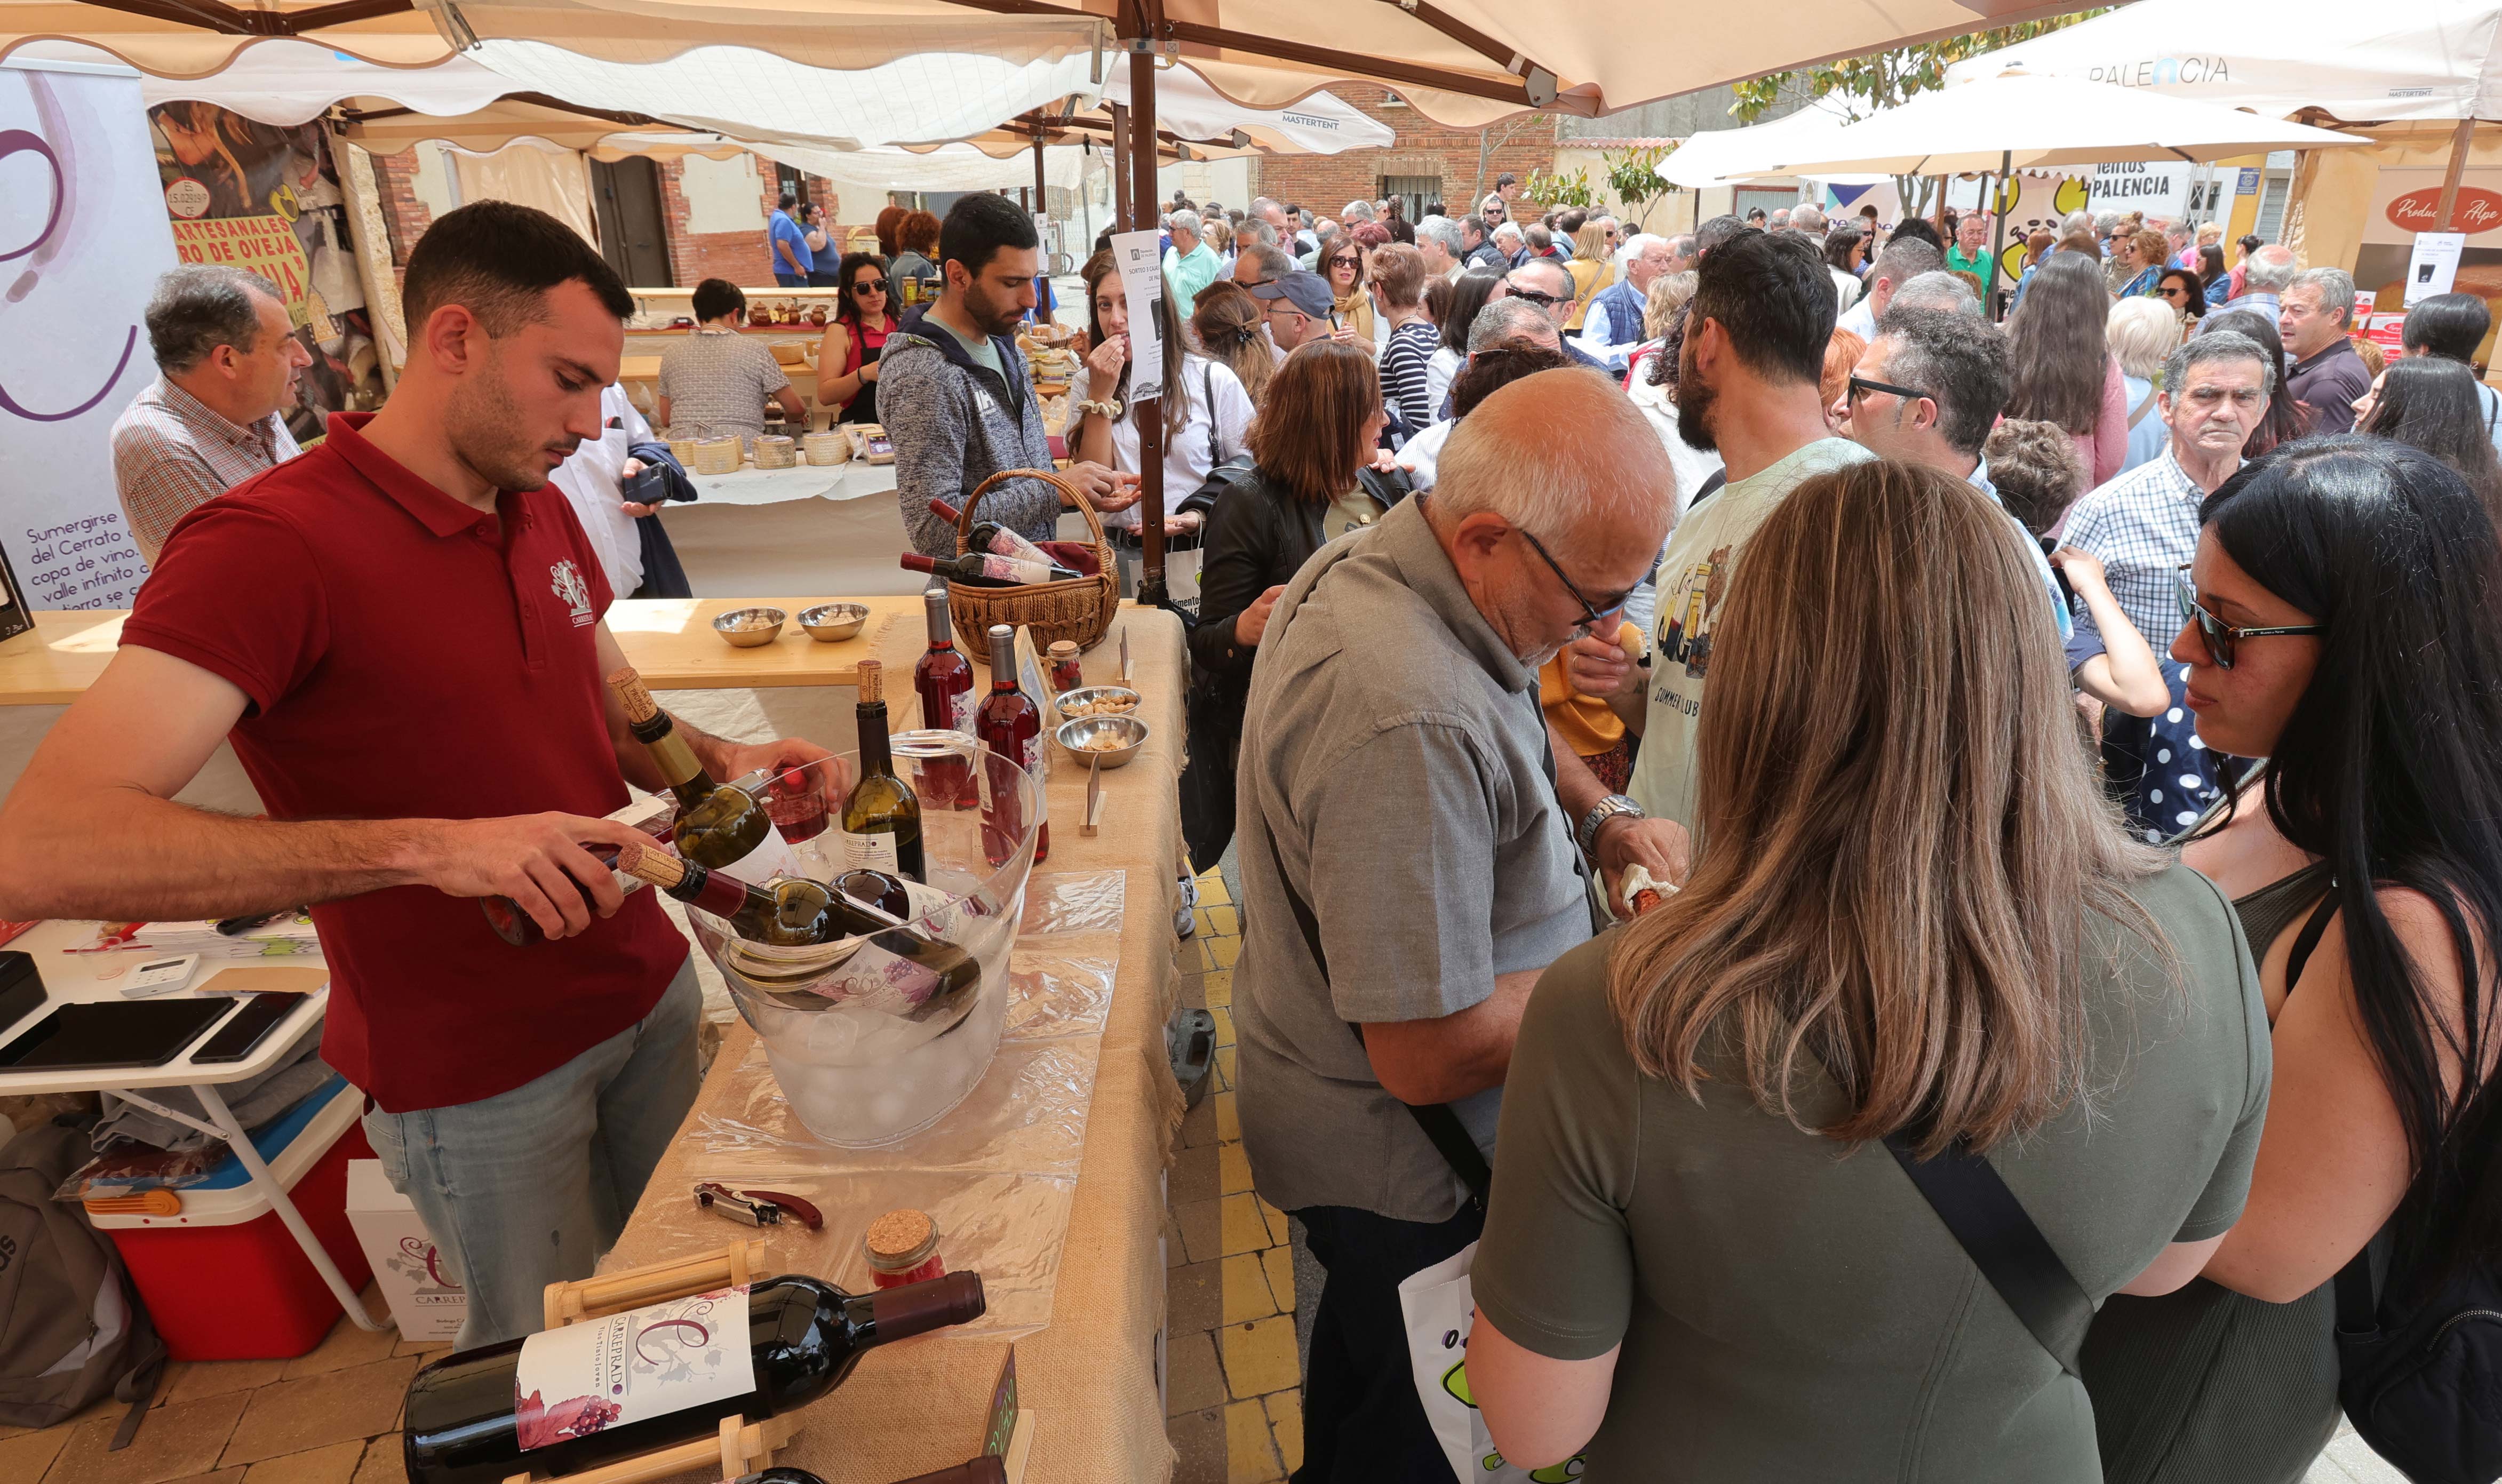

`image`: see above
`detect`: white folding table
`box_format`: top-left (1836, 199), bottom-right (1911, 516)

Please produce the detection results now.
top-left (0, 921), bottom-right (389, 1336)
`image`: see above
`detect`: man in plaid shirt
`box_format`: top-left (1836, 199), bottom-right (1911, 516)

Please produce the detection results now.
top-left (110, 265), bottom-right (310, 562)
top-left (2060, 329), bottom-right (2275, 840)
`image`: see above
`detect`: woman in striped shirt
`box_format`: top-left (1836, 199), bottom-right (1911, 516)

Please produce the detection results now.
top-left (1368, 243), bottom-right (1439, 436)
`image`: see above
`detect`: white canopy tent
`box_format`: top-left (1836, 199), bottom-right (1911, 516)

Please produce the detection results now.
top-left (1660, 100), bottom-right (1875, 189)
top-left (1942, 0), bottom-right (2502, 125)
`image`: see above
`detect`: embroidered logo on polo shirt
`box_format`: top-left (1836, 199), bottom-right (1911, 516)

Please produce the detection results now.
top-left (550, 560), bottom-right (594, 626)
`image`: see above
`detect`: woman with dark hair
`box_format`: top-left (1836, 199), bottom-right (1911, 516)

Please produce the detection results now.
top-left (798, 204), bottom-right (838, 286)
top-left (2006, 252), bottom-right (2130, 501)
top-left (1182, 340), bottom-right (1401, 867)
top-left (1189, 280), bottom-right (1274, 408)
top-left (1427, 271), bottom-right (1503, 415)
top-left (1320, 232), bottom-right (1377, 356)
top-left (2198, 243), bottom-right (2229, 294)
top-left (2227, 233), bottom-right (2265, 301)
top-left (811, 252), bottom-right (897, 424)
top-left (2157, 266), bottom-right (2209, 325)
top-left (1823, 227), bottom-right (1866, 314)
top-left (890, 210), bottom-right (942, 308)
top-left (872, 204), bottom-right (907, 261)
top-left (1072, 250), bottom-right (1252, 595)
top-left (2361, 354), bottom-right (2502, 509)
top-left (2082, 437), bottom-right (2502, 1484)
top-left (2200, 309), bottom-right (2306, 458)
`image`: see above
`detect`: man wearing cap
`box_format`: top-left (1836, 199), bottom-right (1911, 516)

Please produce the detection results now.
top-left (1253, 270), bottom-right (1339, 355)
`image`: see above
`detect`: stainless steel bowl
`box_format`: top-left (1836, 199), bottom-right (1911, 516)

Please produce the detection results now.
top-left (1056, 713), bottom-right (1148, 769)
top-left (797, 602), bottom-right (870, 642)
top-left (1054, 684), bottom-right (1142, 721)
top-left (713, 607), bottom-right (787, 648)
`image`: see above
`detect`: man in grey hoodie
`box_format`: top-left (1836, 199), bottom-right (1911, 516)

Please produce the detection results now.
top-left (882, 193), bottom-right (1136, 556)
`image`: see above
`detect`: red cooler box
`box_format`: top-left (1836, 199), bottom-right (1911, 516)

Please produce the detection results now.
top-left (91, 1075), bottom-right (375, 1360)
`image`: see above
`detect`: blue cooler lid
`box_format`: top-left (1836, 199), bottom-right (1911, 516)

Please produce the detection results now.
top-left (185, 1074), bottom-right (350, 1191)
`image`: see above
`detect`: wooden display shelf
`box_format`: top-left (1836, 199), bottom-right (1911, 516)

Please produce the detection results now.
top-left (0, 596), bottom-right (921, 706)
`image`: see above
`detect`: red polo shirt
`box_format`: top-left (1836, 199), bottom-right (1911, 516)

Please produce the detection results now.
top-left (122, 412), bottom-right (687, 1113)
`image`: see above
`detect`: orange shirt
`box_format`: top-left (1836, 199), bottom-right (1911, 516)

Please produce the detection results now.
top-left (1540, 620), bottom-right (1646, 760)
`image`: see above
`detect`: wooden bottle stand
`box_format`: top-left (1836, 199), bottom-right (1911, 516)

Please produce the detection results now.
top-left (504, 1240), bottom-right (795, 1484)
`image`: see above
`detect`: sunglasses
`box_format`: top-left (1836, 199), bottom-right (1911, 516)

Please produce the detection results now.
top-left (1846, 374), bottom-right (1926, 404)
top-left (1518, 525), bottom-right (1631, 631)
top-left (2173, 565), bottom-right (2323, 668)
top-left (853, 279), bottom-right (888, 293)
top-left (1508, 288), bottom-right (1567, 309)
top-left (1328, 255), bottom-right (1360, 268)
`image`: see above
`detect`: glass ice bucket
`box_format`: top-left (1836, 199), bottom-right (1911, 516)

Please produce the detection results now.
top-left (681, 738), bottom-right (1041, 1147)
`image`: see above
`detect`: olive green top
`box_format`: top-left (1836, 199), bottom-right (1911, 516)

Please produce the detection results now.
top-left (1472, 862), bottom-right (2270, 1483)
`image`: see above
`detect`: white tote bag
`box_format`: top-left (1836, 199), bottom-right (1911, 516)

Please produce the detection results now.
top-left (1395, 1241), bottom-right (1588, 1482)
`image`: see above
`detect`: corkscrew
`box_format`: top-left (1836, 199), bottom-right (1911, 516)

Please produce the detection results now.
top-left (694, 1183), bottom-right (825, 1232)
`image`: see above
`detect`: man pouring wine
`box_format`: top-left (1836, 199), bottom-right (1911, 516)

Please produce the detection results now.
top-left (0, 202), bottom-right (844, 1349)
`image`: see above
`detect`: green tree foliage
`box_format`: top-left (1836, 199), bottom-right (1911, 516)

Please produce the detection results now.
top-left (1604, 145), bottom-right (1679, 233)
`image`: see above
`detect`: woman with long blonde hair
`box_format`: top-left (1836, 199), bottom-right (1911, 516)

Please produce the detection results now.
top-left (1465, 459), bottom-right (2268, 1481)
top-left (1563, 218), bottom-right (1615, 331)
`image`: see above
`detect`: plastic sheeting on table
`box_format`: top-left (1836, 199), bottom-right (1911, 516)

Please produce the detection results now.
top-left (642, 868), bottom-right (1126, 1336)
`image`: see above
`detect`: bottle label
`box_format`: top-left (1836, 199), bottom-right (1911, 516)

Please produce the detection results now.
top-left (947, 689), bottom-right (975, 733)
top-left (512, 1285), bottom-right (753, 1450)
top-left (723, 825), bottom-right (805, 883)
top-left (840, 828), bottom-right (901, 873)
top-left (810, 937), bottom-right (949, 1012)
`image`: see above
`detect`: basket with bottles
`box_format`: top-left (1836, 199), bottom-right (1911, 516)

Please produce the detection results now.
top-left (937, 467), bottom-right (1117, 653)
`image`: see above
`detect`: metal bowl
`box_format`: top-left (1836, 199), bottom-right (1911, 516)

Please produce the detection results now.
top-left (1056, 713), bottom-right (1149, 769)
top-left (713, 607), bottom-right (787, 648)
top-left (1054, 684), bottom-right (1142, 721)
top-left (797, 602), bottom-right (870, 642)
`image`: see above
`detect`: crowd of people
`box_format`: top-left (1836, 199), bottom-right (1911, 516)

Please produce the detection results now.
top-left (63, 179), bottom-right (2502, 1484)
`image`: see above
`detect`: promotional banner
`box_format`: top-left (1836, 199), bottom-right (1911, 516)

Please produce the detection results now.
top-left (148, 100), bottom-right (384, 438)
top-left (2358, 168), bottom-right (2502, 324)
top-left (0, 60), bottom-right (174, 610)
top-left (1110, 228), bottom-right (1164, 405)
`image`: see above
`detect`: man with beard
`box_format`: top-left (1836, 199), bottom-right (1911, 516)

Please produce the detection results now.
top-left (1552, 227), bottom-right (1870, 892)
top-left (0, 201), bottom-right (838, 1347)
top-left (882, 192), bottom-right (1137, 556)
top-left (1233, 368), bottom-right (1669, 1481)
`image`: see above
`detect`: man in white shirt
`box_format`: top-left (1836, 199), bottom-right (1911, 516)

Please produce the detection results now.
top-left (547, 384), bottom-right (657, 600)
top-left (1836, 236), bottom-right (1944, 341)
top-left (1574, 234), bottom-right (1672, 372)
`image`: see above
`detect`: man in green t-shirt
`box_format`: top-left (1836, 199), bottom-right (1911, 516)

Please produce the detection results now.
top-left (1944, 210), bottom-right (1995, 282)
top-left (1552, 227), bottom-right (1873, 906)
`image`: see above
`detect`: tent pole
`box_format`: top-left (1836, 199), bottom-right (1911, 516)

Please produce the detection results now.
top-left (2437, 116), bottom-right (2476, 233)
top-left (1033, 137), bottom-right (1048, 232)
top-left (1110, 102), bottom-right (1133, 229)
top-left (1128, 39), bottom-right (1168, 605)
top-left (1985, 150), bottom-right (2009, 321)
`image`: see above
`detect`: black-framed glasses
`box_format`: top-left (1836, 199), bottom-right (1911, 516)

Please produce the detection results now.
top-left (1508, 288), bottom-right (1567, 309)
top-left (1846, 374), bottom-right (1926, 404)
top-left (2173, 566), bottom-right (2323, 668)
top-left (1517, 525), bottom-right (1630, 630)
top-left (852, 278), bottom-right (888, 293)
top-left (1327, 254), bottom-right (1360, 269)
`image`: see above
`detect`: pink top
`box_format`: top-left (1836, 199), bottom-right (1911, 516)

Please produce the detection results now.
top-left (2046, 356), bottom-right (2130, 539)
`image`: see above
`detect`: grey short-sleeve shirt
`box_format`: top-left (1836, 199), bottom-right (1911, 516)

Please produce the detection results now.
top-left (1233, 496), bottom-right (1592, 1224)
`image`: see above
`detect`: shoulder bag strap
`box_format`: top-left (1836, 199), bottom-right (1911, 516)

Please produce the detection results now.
top-left (2126, 389), bottom-right (2160, 431)
top-left (1882, 1133), bottom-right (2095, 1374)
top-left (1206, 364), bottom-right (1222, 468)
top-left (1253, 569), bottom-right (1495, 1210)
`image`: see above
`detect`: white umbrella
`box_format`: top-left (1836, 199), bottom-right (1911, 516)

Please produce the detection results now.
top-left (1942, 0), bottom-right (2502, 125)
top-left (1661, 102), bottom-right (1881, 189)
top-left (1749, 71), bottom-right (2366, 178)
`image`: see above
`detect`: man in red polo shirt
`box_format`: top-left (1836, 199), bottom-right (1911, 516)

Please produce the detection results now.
top-left (0, 202), bottom-right (838, 1347)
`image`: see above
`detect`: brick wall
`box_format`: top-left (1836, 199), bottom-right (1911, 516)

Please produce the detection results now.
top-left (1250, 86), bottom-right (1560, 220)
top-left (372, 150), bottom-right (431, 290)
top-left (656, 156), bottom-right (852, 286)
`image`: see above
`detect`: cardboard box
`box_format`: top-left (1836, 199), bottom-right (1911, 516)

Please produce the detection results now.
top-left (345, 1159), bottom-right (467, 1342)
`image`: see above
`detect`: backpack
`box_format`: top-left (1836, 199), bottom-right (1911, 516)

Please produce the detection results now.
top-left (0, 1122), bottom-right (166, 1437)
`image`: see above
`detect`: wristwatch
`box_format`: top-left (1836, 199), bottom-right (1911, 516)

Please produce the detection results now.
top-left (1576, 794), bottom-right (1646, 856)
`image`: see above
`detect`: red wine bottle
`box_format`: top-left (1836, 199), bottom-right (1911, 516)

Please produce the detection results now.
top-left (901, 551), bottom-right (1078, 588)
top-left (926, 497), bottom-right (1050, 566)
top-left (401, 1272), bottom-right (985, 1484)
top-left (974, 623), bottom-right (1048, 866)
top-left (912, 584), bottom-right (976, 808)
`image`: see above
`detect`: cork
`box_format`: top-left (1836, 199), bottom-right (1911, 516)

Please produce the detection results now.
top-left (857, 658), bottom-right (883, 704)
top-left (606, 666), bottom-right (660, 724)
top-left (613, 840), bottom-right (687, 888)
top-left (865, 1207), bottom-right (935, 1260)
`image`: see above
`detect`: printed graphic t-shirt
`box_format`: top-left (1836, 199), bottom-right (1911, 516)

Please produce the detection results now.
top-left (1626, 437), bottom-right (1874, 832)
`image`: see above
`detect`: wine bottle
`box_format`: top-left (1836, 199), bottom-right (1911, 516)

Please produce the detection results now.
top-left (401, 1271), bottom-right (986, 1484)
top-left (926, 497), bottom-right (1049, 566)
top-left (974, 623), bottom-right (1048, 866)
top-left (901, 551), bottom-right (1079, 588)
top-left (615, 843), bottom-right (979, 1012)
top-left (833, 867), bottom-right (912, 920)
top-left (607, 668), bottom-right (803, 882)
top-left (840, 660), bottom-right (925, 881)
top-left (913, 585), bottom-right (976, 809)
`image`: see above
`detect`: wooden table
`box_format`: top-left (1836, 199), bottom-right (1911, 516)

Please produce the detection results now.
top-left (0, 597), bottom-right (926, 706)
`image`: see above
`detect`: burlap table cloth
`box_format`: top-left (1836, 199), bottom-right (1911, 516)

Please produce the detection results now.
top-left (600, 604), bottom-right (1190, 1482)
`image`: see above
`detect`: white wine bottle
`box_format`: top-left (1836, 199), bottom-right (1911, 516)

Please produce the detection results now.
top-left (839, 660), bottom-right (925, 881)
top-left (608, 667), bottom-right (802, 882)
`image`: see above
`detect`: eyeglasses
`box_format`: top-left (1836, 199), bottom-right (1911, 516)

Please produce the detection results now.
top-left (853, 278), bottom-right (888, 293)
top-left (1517, 524), bottom-right (1630, 631)
top-left (2173, 566), bottom-right (2323, 668)
top-left (1327, 255), bottom-right (1360, 268)
top-left (2158, 284), bottom-right (2188, 300)
top-left (1846, 374), bottom-right (1926, 404)
top-left (1507, 288), bottom-right (1567, 309)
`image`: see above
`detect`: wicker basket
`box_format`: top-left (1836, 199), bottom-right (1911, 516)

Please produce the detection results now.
top-left (753, 434), bottom-right (798, 470)
top-left (947, 468), bottom-right (1119, 654)
top-left (802, 429), bottom-right (850, 466)
top-left (690, 436), bottom-right (744, 476)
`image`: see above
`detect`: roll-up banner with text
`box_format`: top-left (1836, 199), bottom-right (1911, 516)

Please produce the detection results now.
top-left (0, 58), bottom-right (176, 611)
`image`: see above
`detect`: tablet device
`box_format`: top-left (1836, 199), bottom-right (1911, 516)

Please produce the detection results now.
top-left (0, 998), bottom-right (237, 1073)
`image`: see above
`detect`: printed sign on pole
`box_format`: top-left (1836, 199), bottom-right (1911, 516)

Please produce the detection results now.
top-left (2404, 232), bottom-right (2467, 305)
top-left (1109, 228), bottom-right (1164, 405)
